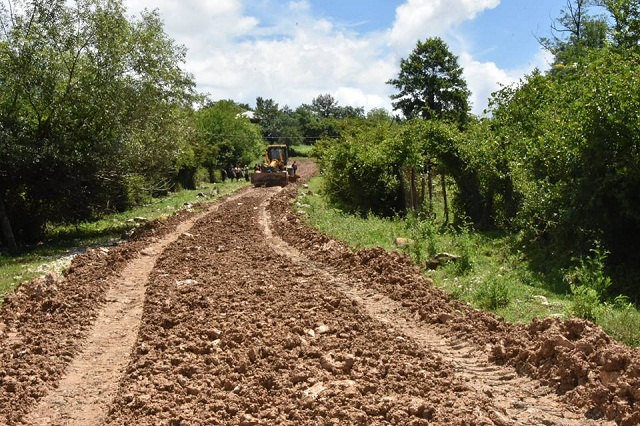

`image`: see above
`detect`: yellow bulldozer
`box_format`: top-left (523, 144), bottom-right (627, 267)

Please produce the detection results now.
top-left (250, 144), bottom-right (297, 187)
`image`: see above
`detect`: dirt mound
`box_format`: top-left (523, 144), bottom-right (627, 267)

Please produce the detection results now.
top-left (492, 317), bottom-right (640, 425)
top-left (0, 211), bottom-right (198, 424)
top-left (0, 159), bottom-right (636, 425)
top-left (268, 164), bottom-right (639, 425)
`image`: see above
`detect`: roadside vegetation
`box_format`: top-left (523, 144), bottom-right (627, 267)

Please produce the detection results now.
top-left (2, 0), bottom-right (640, 348)
top-left (0, 180), bottom-right (249, 302)
top-left (297, 176), bottom-right (640, 347)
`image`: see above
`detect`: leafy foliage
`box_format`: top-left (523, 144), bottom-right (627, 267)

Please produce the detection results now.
top-left (194, 100), bottom-right (263, 178)
top-left (0, 0), bottom-right (196, 243)
top-left (481, 48), bottom-right (640, 288)
top-left (565, 242), bottom-right (612, 320)
top-left (317, 119), bottom-right (402, 216)
top-left (387, 37), bottom-right (470, 124)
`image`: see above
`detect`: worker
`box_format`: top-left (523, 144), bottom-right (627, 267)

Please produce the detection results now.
top-left (292, 161), bottom-right (298, 175)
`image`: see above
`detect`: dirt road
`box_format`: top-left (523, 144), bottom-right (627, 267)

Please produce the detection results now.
top-left (0, 161), bottom-right (638, 425)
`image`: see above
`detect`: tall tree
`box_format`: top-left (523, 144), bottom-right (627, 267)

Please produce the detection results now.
top-left (601, 0), bottom-right (640, 50)
top-left (387, 37), bottom-right (470, 124)
top-left (254, 97), bottom-right (280, 141)
top-left (540, 0), bottom-right (608, 65)
top-left (0, 0), bottom-right (196, 244)
top-left (310, 93), bottom-right (339, 118)
top-left (195, 100), bottom-right (263, 174)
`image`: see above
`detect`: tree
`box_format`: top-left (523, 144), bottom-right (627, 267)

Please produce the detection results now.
top-left (254, 97), bottom-right (280, 141)
top-left (0, 0), bottom-right (197, 244)
top-left (387, 37), bottom-right (470, 124)
top-left (600, 0), bottom-right (640, 50)
top-left (294, 104), bottom-right (339, 144)
top-left (310, 93), bottom-right (339, 118)
top-left (366, 108), bottom-right (394, 122)
top-left (273, 105), bottom-right (304, 146)
top-left (539, 0), bottom-right (608, 65)
top-left (195, 100), bottom-right (263, 176)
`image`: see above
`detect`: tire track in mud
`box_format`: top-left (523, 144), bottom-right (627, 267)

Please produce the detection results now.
top-left (1, 160), bottom-right (630, 425)
top-left (23, 191), bottom-right (249, 426)
top-left (259, 198), bottom-right (615, 426)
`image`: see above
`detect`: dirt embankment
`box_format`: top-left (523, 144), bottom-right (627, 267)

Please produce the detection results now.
top-left (0, 160), bottom-right (637, 425)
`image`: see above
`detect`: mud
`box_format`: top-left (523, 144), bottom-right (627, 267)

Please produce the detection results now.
top-left (0, 160), bottom-right (637, 425)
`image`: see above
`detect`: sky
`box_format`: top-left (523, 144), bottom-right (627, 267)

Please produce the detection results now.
top-left (122, 0), bottom-right (566, 116)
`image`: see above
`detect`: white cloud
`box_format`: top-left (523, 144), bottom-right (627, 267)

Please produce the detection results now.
top-left (460, 47), bottom-right (551, 116)
top-left (122, 0), bottom-right (398, 111)
top-left (288, 1), bottom-right (311, 12)
top-left (119, 0), bottom-right (549, 115)
top-left (125, 0), bottom-right (258, 45)
top-left (389, 0), bottom-right (500, 52)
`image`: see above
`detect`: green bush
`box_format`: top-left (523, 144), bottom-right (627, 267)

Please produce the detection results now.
top-left (474, 274), bottom-right (511, 310)
top-left (123, 175), bottom-right (152, 209)
top-left (565, 242), bottom-right (612, 321)
top-left (596, 296), bottom-right (640, 347)
top-left (404, 214), bottom-right (439, 265)
top-left (452, 226), bottom-right (474, 275)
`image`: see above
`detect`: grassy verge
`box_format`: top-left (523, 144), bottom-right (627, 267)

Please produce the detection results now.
top-left (297, 176), bottom-right (640, 347)
top-left (289, 144), bottom-right (314, 157)
top-left (0, 180), bottom-right (249, 302)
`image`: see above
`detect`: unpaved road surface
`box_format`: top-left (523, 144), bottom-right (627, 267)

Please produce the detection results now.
top-left (1, 161), bottom-right (638, 425)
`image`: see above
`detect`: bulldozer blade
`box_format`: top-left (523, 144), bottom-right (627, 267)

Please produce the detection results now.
top-left (250, 172), bottom-right (289, 187)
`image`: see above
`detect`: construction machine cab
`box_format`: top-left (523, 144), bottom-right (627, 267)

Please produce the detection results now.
top-left (250, 144), bottom-right (296, 187)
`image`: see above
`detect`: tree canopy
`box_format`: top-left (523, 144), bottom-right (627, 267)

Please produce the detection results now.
top-left (0, 0), bottom-right (196, 244)
top-left (387, 37), bottom-right (470, 124)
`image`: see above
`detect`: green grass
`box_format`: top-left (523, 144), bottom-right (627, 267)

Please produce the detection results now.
top-left (297, 178), bottom-right (406, 251)
top-left (289, 144), bottom-right (315, 158)
top-left (296, 176), bottom-right (640, 346)
top-left (0, 180), bottom-right (249, 302)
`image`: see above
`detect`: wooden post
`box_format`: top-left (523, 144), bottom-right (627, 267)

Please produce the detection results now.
top-left (421, 168), bottom-right (426, 214)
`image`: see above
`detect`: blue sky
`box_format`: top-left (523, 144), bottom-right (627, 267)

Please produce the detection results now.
top-left (123, 0), bottom-right (568, 115)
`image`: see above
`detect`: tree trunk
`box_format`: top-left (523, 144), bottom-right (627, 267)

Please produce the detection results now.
top-left (427, 164), bottom-right (434, 216)
top-left (0, 196), bottom-right (18, 255)
top-left (410, 167), bottom-right (418, 211)
top-left (441, 173), bottom-right (449, 225)
top-left (421, 170), bottom-right (426, 214)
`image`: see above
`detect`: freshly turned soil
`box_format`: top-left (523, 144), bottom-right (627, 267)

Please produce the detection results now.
top-left (0, 160), bottom-right (637, 425)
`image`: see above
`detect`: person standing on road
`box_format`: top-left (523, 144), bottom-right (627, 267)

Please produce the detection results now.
top-left (292, 161), bottom-right (298, 175)
top-left (244, 165), bottom-right (250, 181)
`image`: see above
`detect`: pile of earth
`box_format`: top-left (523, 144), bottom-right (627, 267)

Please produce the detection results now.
top-left (268, 163), bottom-right (639, 425)
top-left (0, 159), bottom-right (636, 425)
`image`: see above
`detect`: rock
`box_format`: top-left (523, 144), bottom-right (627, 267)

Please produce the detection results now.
top-left (533, 295), bottom-right (550, 306)
top-left (240, 414), bottom-right (259, 426)
top-left (319, 353), bottom-right (356, 374)
top-left (176, 279), bottom-right (198, 287)
top-left (315, 324), bottom-right (330, 334)
top-left (490, 410), bottom-right (513, 426)
top-left (394, 237), bottom-right (415, 248)
top-left (437, 313), bottom-right (454, 324)
top-left (425, 252), bottom-right (460, 269)
top-left (303, 382), bottom-right (326, 399)
top-left (185, 386), bottom-right (200, 396)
